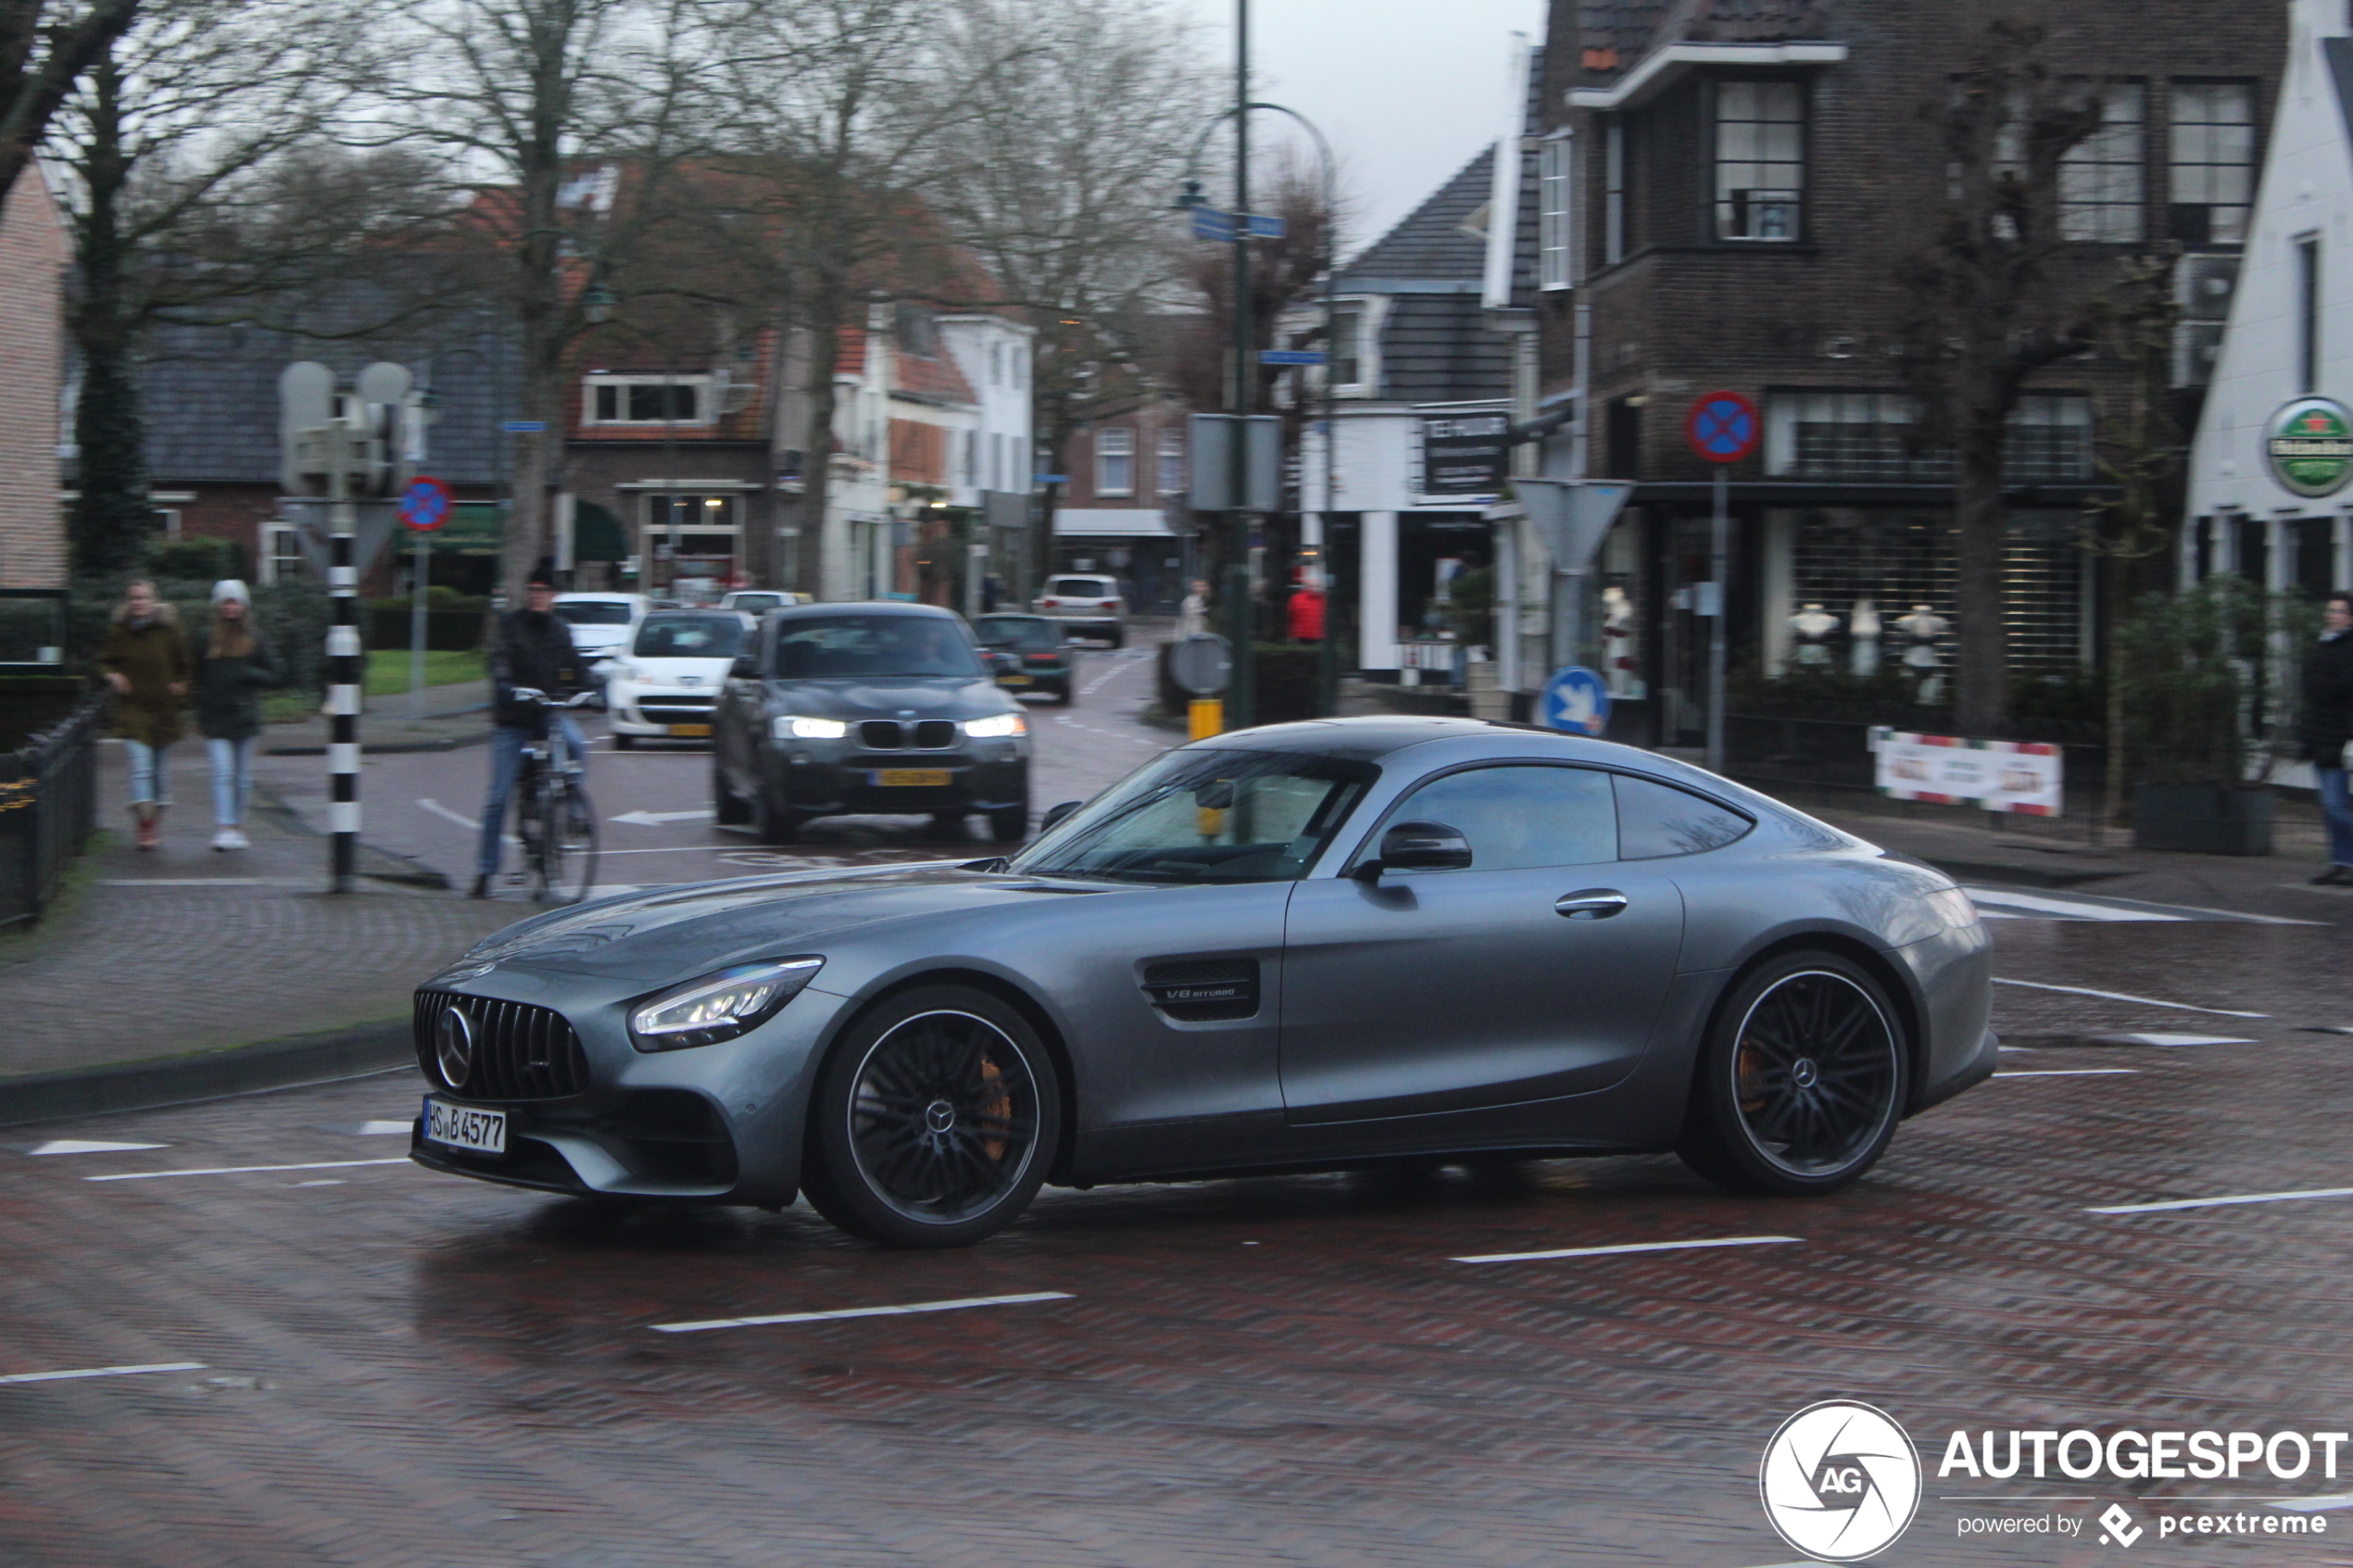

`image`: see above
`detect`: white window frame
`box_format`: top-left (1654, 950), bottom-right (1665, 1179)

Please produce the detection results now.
top-left (1157, 429), bottom-right (1186, 495)
top-left (1328, 296), bottom-right (1387, 398)
top-left (1712, 79), bottom-right (1806, 243)
top-left (2170, 81), bottom-right (2256, 246)
top-left (582, 374), bottom-right (716, 427)
top-left (2058, 82), bottom-right (2146, 244)
top-left (259, 521), bottom-right (306, 584)
top-left (1095, 428), bottom-right (1136, 496)
top-left (1539, 135), bottom-right (1574, 290)
top-left (1604, 119), bottom-right (1626, 265)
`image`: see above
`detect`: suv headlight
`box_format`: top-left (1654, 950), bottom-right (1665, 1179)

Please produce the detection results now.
top-left (772, 715), bottom-right (848, 740)
top-left (964, 713), bottom-right (1027, 738)
top-left (628, 959), bottom-right (824, 1051)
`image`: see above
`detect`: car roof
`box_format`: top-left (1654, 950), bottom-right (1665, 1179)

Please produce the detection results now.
top-left (1049, 574), bottom-right (1115, 583)
top-left (975, 611), bottom-right (1050, 621)
top-left (1192, 715), bottom-right (1673, 768)
top-left (555, 592), bottom-right (642, 603)
top-left (767, 599), bottom-right (963, 621)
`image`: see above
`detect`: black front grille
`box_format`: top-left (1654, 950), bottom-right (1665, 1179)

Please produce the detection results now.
top-left (1141, 960), bottom-right (1261, 1022)
top-left (860, 720), bottom-right (903, 750)
top-left (913, 720), bottom-right (956, 749)
top-left (414, 990), bottom-right (591, 1100)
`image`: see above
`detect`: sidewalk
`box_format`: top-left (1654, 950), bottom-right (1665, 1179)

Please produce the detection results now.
top-left (0, 739), bottom-right (515, 1087)
top-left (260, 678), bottom-right (493, 755)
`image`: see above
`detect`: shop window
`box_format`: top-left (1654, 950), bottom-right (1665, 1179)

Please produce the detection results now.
top-left (1766, 392), bottom-right (2091, 483)
top-left (1713, 81), bottom-right (1804, 242)
top-left (585, 376), bottom-right (711, 426)
top-left (2170, 82), bottom-right (2256, 245)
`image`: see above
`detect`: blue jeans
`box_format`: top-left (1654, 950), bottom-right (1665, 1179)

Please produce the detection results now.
top-left (208, 736), bottom-right (257, 826)
top-left (2322, 766), bottom-right (2353, 867)
top-left (123, 739), bottom-right (171, 807)
top-left (477, 719), bottom-right (587, 876)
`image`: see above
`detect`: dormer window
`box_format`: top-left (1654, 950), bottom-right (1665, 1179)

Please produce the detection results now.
top-left (585, 374), bottom-right (711, 426)
top-left (1713, 80), bottom-right (1805, 242)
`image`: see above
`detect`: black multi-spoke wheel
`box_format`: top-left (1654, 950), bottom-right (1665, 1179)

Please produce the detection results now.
top-left (804, 985), bottom-right (1062, 1247)
top-left (1680, 953), bottom-right (1906, 1195)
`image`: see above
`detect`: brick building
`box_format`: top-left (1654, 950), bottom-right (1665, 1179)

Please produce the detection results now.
top-left (0, 170), bottom-right (69, 590)
top-left (1052, 398), bottom-right (1197, 613)
top-left (1512, 0), bottom-right (2287, 744)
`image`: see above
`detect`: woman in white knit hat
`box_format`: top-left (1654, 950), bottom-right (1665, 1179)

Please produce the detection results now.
top-left (190, 580), bottom-right (281, 851)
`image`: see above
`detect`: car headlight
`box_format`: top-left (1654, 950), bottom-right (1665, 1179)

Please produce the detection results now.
top-left (1924, 886), bottom-right (1981, 929)
top-left (964, 713), bottom-right (1027, 738)
top-left (628, 959), bottom-right (824, 1051)
top-left (772, 715), bottom-right (848, 740)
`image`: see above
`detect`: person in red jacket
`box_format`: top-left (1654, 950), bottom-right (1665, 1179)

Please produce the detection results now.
top-left (1286, 578), bottom-right (1327, 643)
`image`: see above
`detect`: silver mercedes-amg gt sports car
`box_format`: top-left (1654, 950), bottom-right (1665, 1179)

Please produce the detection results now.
top-left (409, 716), bottom-right (1995, 1247)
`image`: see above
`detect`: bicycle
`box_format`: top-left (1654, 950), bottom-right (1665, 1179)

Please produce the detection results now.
top-left (508, 687), bottom-right (600, 904)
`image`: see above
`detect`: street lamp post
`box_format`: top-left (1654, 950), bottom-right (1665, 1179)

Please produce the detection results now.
top-left (1225, 0), bottom-right (1255, 731)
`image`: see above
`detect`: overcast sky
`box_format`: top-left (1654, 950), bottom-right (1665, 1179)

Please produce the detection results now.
top-left (1170, 0), bottom-right (1549, 256)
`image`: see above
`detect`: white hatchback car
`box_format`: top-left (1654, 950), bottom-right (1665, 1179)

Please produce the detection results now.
top-left (550, 592), bottom-right (651, 674)
top-left (1034, 573), bottom-right (1126, 646)
top-left (719, 590), bottom-right (806, 618)
top-left (603, 609), bottom-right (754, 747)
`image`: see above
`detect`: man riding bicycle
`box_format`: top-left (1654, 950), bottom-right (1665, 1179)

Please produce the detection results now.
top-left (471, 558), bottom-right (591, 899)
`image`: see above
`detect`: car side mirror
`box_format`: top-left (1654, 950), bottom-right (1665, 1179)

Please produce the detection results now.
top-left (1039, 799), bottom-right (1084, 834)
top-left (1353, 820), bottom-right (1473, 881)
top-left (728, 655), bottom-right (760, 681)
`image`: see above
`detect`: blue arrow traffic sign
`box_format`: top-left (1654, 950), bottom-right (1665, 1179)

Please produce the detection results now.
top-left (1541, 665), bottom-right (1612, 737)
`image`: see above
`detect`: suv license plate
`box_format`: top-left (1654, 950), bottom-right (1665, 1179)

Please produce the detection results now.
top-left (667, 722), bottom-right (711, 736)
top-left (872, 769), bottom-right (953, 787)
top-left (423, 1098), bottom-right (507, 1155)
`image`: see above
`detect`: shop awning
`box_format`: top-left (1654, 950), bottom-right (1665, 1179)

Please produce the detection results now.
top-left (1052, 507), bottom-right (1176, 539)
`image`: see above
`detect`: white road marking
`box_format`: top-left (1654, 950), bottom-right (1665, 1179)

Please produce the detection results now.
top-left (1453, 1235), bottom-right (1802, 1265)
top-left (1993, 1068), bottom-right (2141, 1078)
top-left (610, 808), bottom-right (714, 826)
top-left (294, 1180), bottom-right (346, 1187)
top-left (28, 1140), bottom-right (165, 1156)
top-left (0, 1361), bottom-right (206, 1386)
top-left (2089, 1033), bottom-right (2254, 1047)
top-left (417, 797), bottom-right (480, 831)
top-left (357, 1122), bottom-right (411, 1135)
top-left (1053, 710), bottom-right (1164, 749)
top-left (1993, 977), bottom-right (2268, 1019)
top-left (1964, 887), bottom-right (2183, 922)
top-left (2088, 1185), bottom-right (2353, 1215)
top-left (651, 1290), bottom-right (1074, 1335)
top-left (85, 1158), bottom-right (412, 1183)
top-left (97, 878), bottom-right (310, 887)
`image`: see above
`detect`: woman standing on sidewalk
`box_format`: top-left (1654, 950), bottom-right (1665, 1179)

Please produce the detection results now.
top-left (97, 578), bottom-right (192, 851)
top-left (190, 580), bottom-right (280, 852)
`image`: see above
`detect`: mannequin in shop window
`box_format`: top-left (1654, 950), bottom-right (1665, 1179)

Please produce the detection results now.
top-left (1791, 603), bottom-right (1840, 669)
top-left (1850, 598), bottom-right (1881, 678)
top-left (1893, 604), bottom-right (1947, 703)
top-left (1603, 584), bottom-right (1639, 697)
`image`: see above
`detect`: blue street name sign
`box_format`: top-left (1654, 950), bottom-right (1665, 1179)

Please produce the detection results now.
top-left (500, 420), bottom-right (547, 433)
top-left (1190, 208), bottom-right (1288, 243)
top-left (1541, 665), bottom-right (1612, 737)
top-left (1260, 350), bottom-right (1328, 366)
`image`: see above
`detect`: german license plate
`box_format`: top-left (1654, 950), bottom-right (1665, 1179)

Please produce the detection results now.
top-left (667, 722), bottom-right (711, 737)
top-left (422, 1098), bottom-right (506, 1155)
top-left (999, 674), bottom-right (1033, 686)
top-left (872, 769), bottom-right (952, 787)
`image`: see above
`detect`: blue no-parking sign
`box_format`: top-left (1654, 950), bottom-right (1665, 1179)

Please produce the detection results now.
top-left (397, 476), bottom-right (450, 531)
top-left (1541, 666), bottom-right (1611, 736)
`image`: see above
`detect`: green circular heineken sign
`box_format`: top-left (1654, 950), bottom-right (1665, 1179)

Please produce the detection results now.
top-left (2268, 396), bottom-right (2353, 497)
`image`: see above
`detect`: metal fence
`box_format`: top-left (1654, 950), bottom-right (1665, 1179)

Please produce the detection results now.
top-left (0, 689), bottom-right (103, 928)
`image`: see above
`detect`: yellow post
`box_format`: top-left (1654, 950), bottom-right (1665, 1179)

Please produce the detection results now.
top-left (1189, 697), bottom-right (1225, 739)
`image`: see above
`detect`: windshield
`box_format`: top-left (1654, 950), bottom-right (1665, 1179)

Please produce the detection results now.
top-left (770, 615), bottom-right (986, 679)
top-left (1048, 578), bottom-right (1114, 598)
top-left (554, 601), bottom-right (634, 626)
top-left (1011, 748), bottom-right (1374, 884)
top-left (728, 594), bottom-right (785, 613)
top-left (975, 617), bottom-right (1061, 651)
top-left (634, 615), bottom-right (747, 659)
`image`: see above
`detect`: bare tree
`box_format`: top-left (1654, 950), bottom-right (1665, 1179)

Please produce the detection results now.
top-left (361, 0), bottom-right (717, 598)
top-left (1896, 5), bottom-right (2125, 735)
top-left (0, 0), bottom-right (137, 219)
top-left (47, 0), bottom-right (377, 574)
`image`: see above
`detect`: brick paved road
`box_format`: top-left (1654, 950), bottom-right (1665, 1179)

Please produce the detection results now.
top-left (6, 921), bottom-right (2353, 1566)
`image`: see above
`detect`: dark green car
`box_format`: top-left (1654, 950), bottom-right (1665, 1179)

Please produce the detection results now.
top-left (973, 614), bottom-right (1075, 705)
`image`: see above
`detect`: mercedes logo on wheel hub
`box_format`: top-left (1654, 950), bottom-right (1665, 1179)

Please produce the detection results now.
top-left (1791, 1058), bottom-right (1820, 1090)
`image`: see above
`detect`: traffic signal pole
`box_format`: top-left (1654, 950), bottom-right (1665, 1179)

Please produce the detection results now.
top-left (327, 416), bottom-right (360, 894)
top-left (1226, 0), bottom-right (1255, 731)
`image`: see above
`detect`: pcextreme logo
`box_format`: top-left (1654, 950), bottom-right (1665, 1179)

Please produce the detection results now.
top-left (1759, 1400), bottom-right (1923, 1561)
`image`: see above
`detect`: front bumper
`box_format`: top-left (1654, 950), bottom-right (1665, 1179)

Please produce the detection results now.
top-left (767, 740), bottom-right (1030, 814)
top-left (408, 974), bottom-right (854, 1208)
top-left (609, 685), bottom-right (720, 735)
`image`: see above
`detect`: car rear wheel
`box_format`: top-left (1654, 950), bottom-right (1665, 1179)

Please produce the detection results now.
top-left (802, 985), bottom-right (1062, 1248)
top-left (1678, 952), bottom-right (1906, 1197)
top-left (1053, 683), bottom-right (1074, 707)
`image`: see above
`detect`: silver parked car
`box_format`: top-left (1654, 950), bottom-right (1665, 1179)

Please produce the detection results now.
top-left (1034, 573), bottom-right (1126, 646)
top-left (410, 717), bottom-right (1995, 1248)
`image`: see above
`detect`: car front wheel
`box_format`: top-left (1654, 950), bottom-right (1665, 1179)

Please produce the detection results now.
top-left (1678, 952), bottom-right (1906, 1197)
top-left (802, 985), bottom-right (1062, 1248)
top-left (712, 762), bottom-right (751, 826)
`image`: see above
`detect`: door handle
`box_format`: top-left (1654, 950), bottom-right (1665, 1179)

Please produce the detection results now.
top-left (1554, 889), bottom-right (1629, 920)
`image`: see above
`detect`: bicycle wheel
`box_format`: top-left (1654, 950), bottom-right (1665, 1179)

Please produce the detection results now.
top-left (540, 779), bottom-right (599, 904)
top-left (512, 761), bottom-right (545, 889)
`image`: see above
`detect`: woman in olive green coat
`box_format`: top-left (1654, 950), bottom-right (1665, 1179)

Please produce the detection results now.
top-left (96, 579), bottom-right (193, 850)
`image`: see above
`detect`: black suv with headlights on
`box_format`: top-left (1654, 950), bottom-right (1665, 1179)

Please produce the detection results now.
top-left (711, 602), bottom-right (1032, 843)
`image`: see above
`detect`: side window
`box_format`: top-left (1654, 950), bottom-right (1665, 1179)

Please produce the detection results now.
top-left (1615, 773), bottom-right (1752, 859)
top-left (1385, 765), bottom-right (1617, 872)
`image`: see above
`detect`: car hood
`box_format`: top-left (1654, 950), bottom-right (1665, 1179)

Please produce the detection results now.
top-left (761, 674), bottom-right (1014, 719)
top-left (570, 627), bottom-right (633, 650)
top-left (438, 861), bottom-right (1084, 985)
top-left (615, 656), bottom-right (732, 686)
